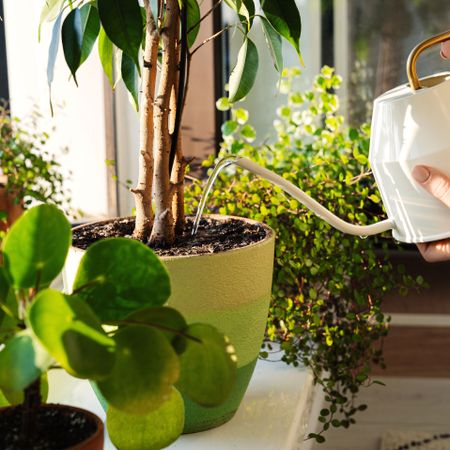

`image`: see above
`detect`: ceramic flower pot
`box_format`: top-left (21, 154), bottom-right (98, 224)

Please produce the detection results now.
top-left (0, 175), bottom-right (23, 232)
top-left (64, 215), bottom-right (275, 433)
top-left (0, 404), bottom-right (104, 450)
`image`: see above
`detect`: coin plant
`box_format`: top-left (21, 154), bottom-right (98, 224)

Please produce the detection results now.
top-left (0, 204), bottom-right (236, 449)
top-left (41, 0), bottom-right (302, 246)
top-left (185, 66), bottom-right (422, 442)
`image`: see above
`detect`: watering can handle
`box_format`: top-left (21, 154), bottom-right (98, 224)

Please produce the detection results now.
top-left (407, 29), bottom-right (450, 91)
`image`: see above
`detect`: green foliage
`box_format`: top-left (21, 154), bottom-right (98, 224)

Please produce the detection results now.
top-left (0, 107), bottom-right (71, 225)
top-left (42, 0), bottom-right (302, 107)
top-left (0, 204), bottom-right (237, 448)
top-left (185, 67), bottom-right (421, 441)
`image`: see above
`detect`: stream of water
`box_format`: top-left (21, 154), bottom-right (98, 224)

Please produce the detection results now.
top-left (192, 156), bottom-right (394, 238)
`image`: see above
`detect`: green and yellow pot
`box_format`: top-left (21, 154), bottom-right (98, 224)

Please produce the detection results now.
top-left (64, 215), bottom-right (275, 433)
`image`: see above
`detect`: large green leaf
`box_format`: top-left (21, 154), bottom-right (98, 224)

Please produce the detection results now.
top-left (73, 238), bottom-right (171, 323)
top-left (176, 324), bottom-right (237, 406)
top-left (186, 0), bottom-right (200, 48)
top-left (107, 388), bottom-right (184, 450)
top-left (98, 0), bottom-right (143, 68)
top-left (261, 0), bottom-right (302, 56)
top-left (123, 307), bottom-right (187, 345)
top-left (2, 205), bottom-right (71, 289)
top-left (228, 37), bottom-right (259, 103)
top-left (0, 330), bottom-right (52, 392)
top-left (62, 5), bottom-right (100, 84)
top-left (121, 53), bottom-right (139, 111)
top-left (28, 289), bottom-right (116, 380)
top-left (97, 325), bottom-right (179, 414)
top-left (98, 27), bottom-right (114, 88)
top-left (261, 17), bottom-right (283, 73)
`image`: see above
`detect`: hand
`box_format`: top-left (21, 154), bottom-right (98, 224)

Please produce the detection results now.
top-left (441, 41), bottom-right (450, 59)
top-left (412, 166), bottom-right (450, 262)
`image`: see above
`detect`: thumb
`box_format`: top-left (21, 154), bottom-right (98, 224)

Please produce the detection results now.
top-left (412, 165), bottom-right (450, 208)
top-left (441, 40), bottom-right (450, 59)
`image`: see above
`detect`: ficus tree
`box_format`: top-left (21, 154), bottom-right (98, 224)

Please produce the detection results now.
top-left (41, 0), bottom-right (303, 246)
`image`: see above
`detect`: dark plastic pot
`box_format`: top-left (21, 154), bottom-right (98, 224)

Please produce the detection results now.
top-left (0, 404), bottom-right (104, 450)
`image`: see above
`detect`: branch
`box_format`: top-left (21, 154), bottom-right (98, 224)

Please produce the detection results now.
top-left (190, 25), bottom-right (232, 57)
top-left (188, 0), bottom-right (224, 34)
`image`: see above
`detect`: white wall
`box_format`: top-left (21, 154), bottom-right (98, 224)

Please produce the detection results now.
top-left (3, 0), bottom-right (111, 218)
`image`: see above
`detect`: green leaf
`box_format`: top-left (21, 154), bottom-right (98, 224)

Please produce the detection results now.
top-left (121, 53), bottom-right (139, 111)
top-left (98, 0), bottom-right (143, 68)
top-left (73, 238), bottom-right (171, 323)
top-left (98, 27), bottom-right (114, 88)
top-left (2, 205), bottom-right (71, 289)
top-left (261, 17), bottom-right (283, 73)
top-left (221, 120), bottom-right (238, 136)
top-left (62, 5), bottom-right (101, 83)
top-left (186, 0), bottom-right (200, 48)
top-left (97, 325), bottom-right (179, 414)
top-left (216, 97), bottom-right (231, 111)
top-left (176, 324), bottom-right (237, 406)
top-left (0, 330), bottom-right (52, 392)
top-left (107, 388), bottom-right (184, 450)
top-left (28, 289), bottom-right (116, 380)
top-left (261, 0), bottom-right (302, 56)
top-left (224, 0), bottom-right (255, 30)
top-left (39, 0), bottom-right (66, 29)
top-left (2, 374), bottom-right (49, 406)
top-left (123, 307), bottom-right (187, 344)
top-left (47, 12), bottom-right (63, 89)
top-left (240, 124), bottom-right (256, 142)
top-left (228, 38), bottom-right (259, 103)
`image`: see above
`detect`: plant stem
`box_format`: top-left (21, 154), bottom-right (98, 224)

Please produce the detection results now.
top-left (149, 0), bottom-right (180, 246)
top-left (132, 0), bottom-right (159, 242)
top-left (20, 378), bottom-right (41, 447)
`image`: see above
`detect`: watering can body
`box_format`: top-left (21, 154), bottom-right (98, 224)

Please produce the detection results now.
top-left (369, 31), bottom-right (450, 243)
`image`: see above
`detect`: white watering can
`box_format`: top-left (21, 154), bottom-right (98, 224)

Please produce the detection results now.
top-left (231, 30), bottom-right (450, 244)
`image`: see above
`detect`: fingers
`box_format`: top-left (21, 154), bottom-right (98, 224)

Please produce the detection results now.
top-left (441, 41), bottom-right (450, 59)
top-left (412, 165), bottom-right (450, 208)
top-left (417, 240), bottom-right (450, 263)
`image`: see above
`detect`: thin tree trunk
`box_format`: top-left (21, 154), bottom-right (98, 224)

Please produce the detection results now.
top-left (150, 0), bottom-right (180, 246)
top-left (169, 84), bottom-right (186, 235)
top-left (132, 1), bottom-right (159, 242)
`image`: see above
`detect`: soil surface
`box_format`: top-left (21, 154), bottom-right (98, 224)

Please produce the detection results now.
top-left (0, 405), bottom-right (98, 450)
top-left (73, 216), bottom-right (269, 257)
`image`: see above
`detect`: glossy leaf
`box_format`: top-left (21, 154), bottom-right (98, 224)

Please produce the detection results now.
top-left (107, 388), bottom-right (184, 450)
top-left (123, 307), bottom-right (187, 344)
top-left (2, 205), bottom-right (71, 289)
top-left (73, 238), bottom-right (171, 322)
top-left (98, 0), bottom-right (143, 68)
top-left (0, 330), bottom-right (52, 392)
top-left (121, 53), bottom-right (139, 111)
top-left (261, 17), bottom-right (283, 73)
top-left (2, 374), bottom-right (49, 406)
top-left (28, 289), bottom-right (116, 380)
top-left (228, 37), bottom-right (259, 103)
top-left (62, 5), bottom-right (100, 83)
top-left (97, 325), bottom-right (179, 414)
top-left (98, 27), bottom-right (114, 88)
top-left (47, 11), bottom-right (63, 89)
top-left (176, 324), bottom-right (237, 406)
top-left (261, 0), bottom-right (302, 56)
top-left (39, 0), bottom-right (66, 36)
top-left (224, 0), bottom-right (255, 30)
top-left (186, 0), bottom-right (201, 48)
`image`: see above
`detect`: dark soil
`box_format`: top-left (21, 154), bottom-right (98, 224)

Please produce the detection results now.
top-left (0, 405), bottom-right (98, 450)
top-left (72, 216), bottom-right (269, 257)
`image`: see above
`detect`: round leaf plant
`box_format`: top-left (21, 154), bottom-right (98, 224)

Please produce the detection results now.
top-left (0, 204), bottom-right (237, 449)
